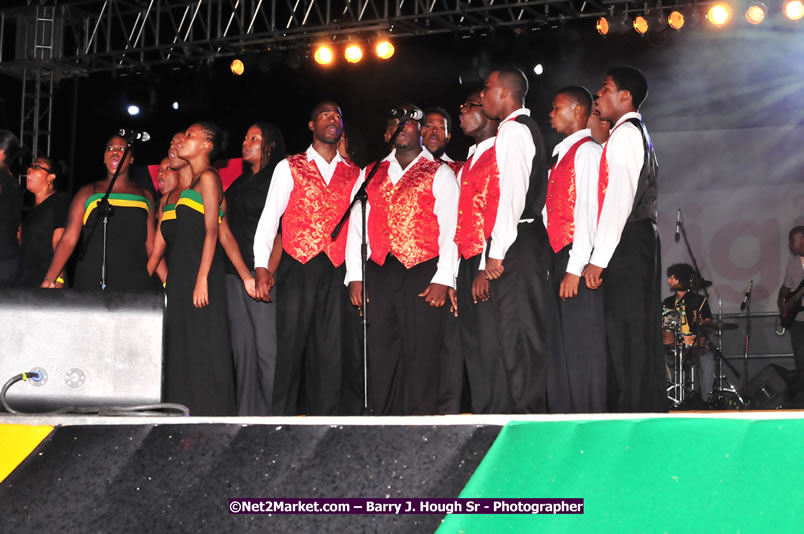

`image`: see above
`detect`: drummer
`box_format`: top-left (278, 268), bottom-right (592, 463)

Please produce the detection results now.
top-left (663, 263), bottom-right (714, 401)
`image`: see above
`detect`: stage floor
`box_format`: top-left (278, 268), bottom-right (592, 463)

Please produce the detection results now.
top-left (3, 412), bottom-right (803, 532)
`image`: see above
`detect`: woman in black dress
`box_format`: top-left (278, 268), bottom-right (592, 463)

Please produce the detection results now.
top-left (223, 122), bottom-right (285, 415)
top-left (20, 156), bottom-right (69, 287)
top-left (42, 135), bottom-right (156, 290)
top-left (0, 130), bottom-right (23, 288)
top-left (148, 122), bottom-right (237, 416)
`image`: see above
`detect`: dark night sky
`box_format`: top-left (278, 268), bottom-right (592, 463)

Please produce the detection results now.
top-left (1, 17), bottom-right (803, 194)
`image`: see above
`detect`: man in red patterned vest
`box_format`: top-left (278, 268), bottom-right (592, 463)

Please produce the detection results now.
top-left (451, 89), bottom-right (505, 414)
top-left (582, 67), bottom-right (665, 413)
top-left (252, 101), bottom-right (361, 416)
top-left (545, 86), bottom-right (606, 412)
top-left (346, 104), bottom-right (459, 415)
top-left (421, 106), bottom-right (465, 414)
top-left (478, 66), bottom-right (561, 413)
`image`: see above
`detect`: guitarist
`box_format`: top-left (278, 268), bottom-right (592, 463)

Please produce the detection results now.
top-left (778, 226), bottom-right (804, 369)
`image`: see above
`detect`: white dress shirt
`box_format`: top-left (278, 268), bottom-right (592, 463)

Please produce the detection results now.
top-left (589, 111), bottom-right (645, 269)
top-left (541, 128), bottom-right (602, 276)
top-left (253, 145), bottom-right (351, 269)
top-left (345, 148), bottom-right (459, 288)
top-left (488, 108), bottom-right (536, 262)
top-left (456, 136), bottom-right (496, 271)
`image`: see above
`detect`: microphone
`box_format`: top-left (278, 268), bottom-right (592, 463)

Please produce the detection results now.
top-left (740, 280), bottom-right (753, 311)
top-left (674, 209), bottom-right (681, 242)
top-left (390, 108), bottom-right (423, 121)
top-left (118, 128), bottom-right (151, 142)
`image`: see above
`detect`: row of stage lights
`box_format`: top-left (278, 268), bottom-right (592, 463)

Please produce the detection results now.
top-left (313, 39), bottom-right (395, 66)
top-left (229, 37), bottom-right (395, 74)
top-left (596, 0), bottom-right (803, 34)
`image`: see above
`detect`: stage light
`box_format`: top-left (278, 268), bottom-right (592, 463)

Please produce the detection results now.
top-left (745, 2), bottom-right (768, 23)
top-left (707, 3), bottom-right (731, 25)
top-left (375, 40), bottom-right (395, 60)
top-left (784, 0), bottom-right (804, 20)
top-left (345, 44), bottom-right (363, 64)
top-left (313, 44), bottom-right (334, 65)
top-left (230, 58), bottom-right (245, 75)
top-left (596, 14), bottom-right (630, 34)
top-left (596, 16), bottom-right (610, 35)
top-left (533, 64), bottom-right (544, 75)
top-left (633, 15), bottom-right (649, 33)
top-left (668, 10), bottom-right (685, 29)
top-left (171, 101), bottom-right (179, 110)
top-left (127, 105), bottom-right (140, 116)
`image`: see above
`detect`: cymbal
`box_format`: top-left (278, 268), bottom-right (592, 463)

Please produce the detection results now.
top-left (693, 279), bottom-right (713, 289)
top-left (699, 320), bottom-right (738, 331)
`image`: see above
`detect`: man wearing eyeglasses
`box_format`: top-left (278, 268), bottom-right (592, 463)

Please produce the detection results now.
top-left (451, 89), bottom-right (504, 414)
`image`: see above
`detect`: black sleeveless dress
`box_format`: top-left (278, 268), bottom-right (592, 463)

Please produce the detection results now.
top-left (75, 192), bottom-right (153, 291)
top-left (162, 189), bottom-right (236, 416)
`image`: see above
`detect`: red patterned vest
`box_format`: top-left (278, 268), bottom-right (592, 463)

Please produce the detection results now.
top-left (597, 120), bottom-right (628, 221)
top-left (281, 153), bottom-right (359, 267)
top-left (446, 160), bottom-right (464, 176)
top-left (453, 146), bottom-right (500, 259)
top-left (367, 157), bottom-right (443, 269)
top-left (546, 136), bottom-right (593, 253)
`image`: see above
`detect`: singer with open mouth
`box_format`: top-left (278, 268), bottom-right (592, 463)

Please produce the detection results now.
top-left (42, 134), bottom-right (156, 291)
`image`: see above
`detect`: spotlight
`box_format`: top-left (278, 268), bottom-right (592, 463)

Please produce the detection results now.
top-left (633, 15), bottom-right (649, 33)
top-left (127, 105), bottom-right (140, 116)
top-left (596, 16), bottom-right (610, 35)
top-left (171, 101), bottom-right (179, 111)
top-left (745, 2), bottom-right (768, 23)
top-left (533, 64), bottom-right (544, 75)
top-left (344, 44), bottom-right (363, 64)
top-left (668, 9), bottom-right (685, 29)
top-left (707, 3), bottom-right (731, 25)
top-left (783, 0), bottom-right (804, 20)
top-left (596, 13), bottom-right (630, 35)
top-left (313, 44), bottom-right (334, 65)
top-left (230, 58), bottom-right (245, 75)
top-left (375, 40), bottom-right (395, 60)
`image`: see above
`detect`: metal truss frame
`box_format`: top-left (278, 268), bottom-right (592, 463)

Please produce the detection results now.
top-left (1, 0), bottom-right (612, 75)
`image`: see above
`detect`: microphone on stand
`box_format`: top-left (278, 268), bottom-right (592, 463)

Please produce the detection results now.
top-left (118, 128), bottom-right (151, 142)
top-left (390, 108), bottom-right (424, 121)
top-left (674, 209), bottom-right (681, 242)
top-left (740, 280), bottom-right (753, 311)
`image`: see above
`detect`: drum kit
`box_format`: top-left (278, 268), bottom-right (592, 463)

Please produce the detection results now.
top-left (663, 276), bottom-right (746, 409)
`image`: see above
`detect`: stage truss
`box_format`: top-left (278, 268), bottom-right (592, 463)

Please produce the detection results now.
top-left (1, 0), bottom-right (613, 76)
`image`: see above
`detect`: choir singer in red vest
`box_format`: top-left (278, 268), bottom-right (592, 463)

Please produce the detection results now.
top-left (346, 104), bottom-right (459, 415)
top-left (545, 86), bottom-right (607, 413)
top-left (452, 89), bottom-right (503, 414)
top-left (582, 67), bottom-right (666, 413)
top-left (252, 101), bottom-right (361, 416)
top-left (478, 67), bottom-right (564, 413)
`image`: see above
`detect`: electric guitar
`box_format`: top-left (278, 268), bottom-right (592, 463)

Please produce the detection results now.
top-left (781, 279), bottom-right (804, 329)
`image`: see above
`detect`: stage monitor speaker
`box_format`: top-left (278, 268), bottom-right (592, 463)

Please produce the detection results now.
top-left (0, 289), bottom-right (164, 412)
top-left (745, 364), bottom-right (789, 410)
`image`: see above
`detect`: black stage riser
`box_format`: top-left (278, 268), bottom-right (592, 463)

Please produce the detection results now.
top-left (0, 424), bottom-right (499, 533)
